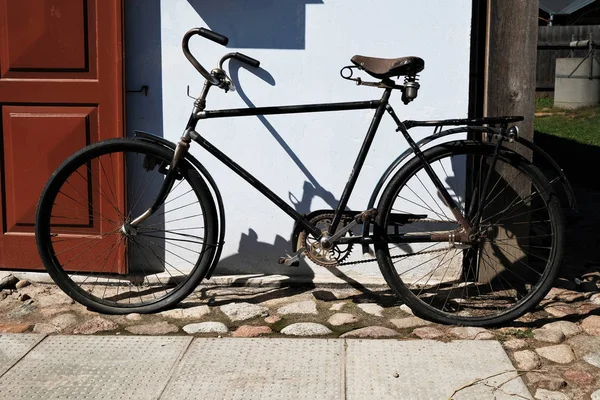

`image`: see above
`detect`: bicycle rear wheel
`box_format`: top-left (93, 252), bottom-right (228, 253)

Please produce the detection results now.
top-left (35, 138), bottom-right (218, 314)
top-left (375, 141), bottom-right (564, 326)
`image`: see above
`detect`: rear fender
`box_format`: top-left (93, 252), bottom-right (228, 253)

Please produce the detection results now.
top-left (362, 127), bottom-right (577, 249)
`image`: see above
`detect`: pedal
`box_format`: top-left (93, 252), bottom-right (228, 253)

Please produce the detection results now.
top-left (278, 249), bottom-right (305, 267)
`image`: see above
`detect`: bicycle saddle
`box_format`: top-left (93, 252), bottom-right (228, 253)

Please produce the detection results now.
top-left (351, 55), bottom-right (425, 79)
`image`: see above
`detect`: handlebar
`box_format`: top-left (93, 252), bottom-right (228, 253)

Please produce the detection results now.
top-left (182, 27), bottom-right (260, 88)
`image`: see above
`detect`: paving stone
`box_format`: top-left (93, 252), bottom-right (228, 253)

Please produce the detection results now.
top-left (449, 327), bottom-right (494, 340)
top-left (543, 321), bottom-right (583, 338)
top-left (534, 389), bottom-right (570, 400)
top-left (33, 313), bottom-right (77, 334)
top-left (556, 290), bottom-right (587, 303)
top-left (125, 321), bottom-right (179, 335)
top-left (592, 389), bottom-right (600, 400)
top-left (220, 302), bottom-right (269, 321)
top-left (514, 350), bottom-right (542, 370)
top-left (34, 291), bottom-right (74, 307)
top-left (583, 352), bottom-right (600, 368)
top-left (503, 339), bottom-right (528, 350)
top-left (183, 322), bottom-right (228, 334)
top-left (0, 274), bottom-right (18, 290)
top-left (280, 323), bottom-right (332, 336)
top-left (72, 317), bottom-right (118, 335)
top-left (545, 303), bottom-right (579, 318)
top-left (15, 280), bottom-right (31, 289)
top-left (277, 300), bottom-right (318, 315)
top-left (567, 335), bottom-right (600, 359)
top-left (412, 326), bottom-right (444, 340)
top-left (329, 302), bottom-right (345, 311)
top-left (533, 328), bottom-right (565, 344)
top-left (264, 315), bottom-right (281, 324)
top-left (232, 325), bottom-right (272, 338)
top-left (581, 315), bottom-right (600, 336)
top-left (399, 304), bottom-right (413, 315)
top-left (545, 288), bottom-right (569, 300)
top-left (0, 323), bottom-right (31, 333)
top-left (390, 316), bottom-right (432, 329)
top-left (125, 313), bottom-right (142, 321)
top-left (340, 326), bottom-right (398, 338)
top-left (562, 369), bottom-right (595, 385)
top-left (356, 303), bottom-right (384, 317)
top-left (527, 372), bottom-right (567, 391)
top-left (327, 313), bottom-right (358, 326)
top-left (159, 305), bottom-right (210, 319)
top-left (535, 344), bottom-right (575, 364)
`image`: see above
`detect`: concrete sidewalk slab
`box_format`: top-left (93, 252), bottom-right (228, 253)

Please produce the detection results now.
top-left (0, 334), bottom-right (44, 376)
top-left (0, 335), bottom-right (532, 400)
top-left (162, 338), bottom-right (344, 400)
top-left (346, 339), bottom-right (531, 400)
top-left (0, 335), bottom-right (191, 399)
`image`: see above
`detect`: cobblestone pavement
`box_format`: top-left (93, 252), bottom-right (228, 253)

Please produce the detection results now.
top-left (1, 270), bottom-right (599, 400)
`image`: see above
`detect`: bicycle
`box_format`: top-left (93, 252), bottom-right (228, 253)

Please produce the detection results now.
top-left (35, 27), bottom-right (574, 327)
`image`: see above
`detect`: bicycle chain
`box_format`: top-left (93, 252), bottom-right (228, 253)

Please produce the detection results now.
top-left (337, 218), bottom-right (452, 266)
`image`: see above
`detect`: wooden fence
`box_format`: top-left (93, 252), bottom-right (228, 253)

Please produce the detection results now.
top-left (537, 25), bottom-right (600, 92)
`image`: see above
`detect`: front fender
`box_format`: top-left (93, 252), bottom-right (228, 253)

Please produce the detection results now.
top-left (134, 130), bottom-right (226, 279)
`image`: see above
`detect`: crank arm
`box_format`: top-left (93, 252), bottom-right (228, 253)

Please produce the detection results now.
top-left (278, 248), bottom-right (305, 267)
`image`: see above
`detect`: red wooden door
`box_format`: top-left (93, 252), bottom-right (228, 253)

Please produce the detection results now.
top-left (0, 0), bottom-right (124, 270)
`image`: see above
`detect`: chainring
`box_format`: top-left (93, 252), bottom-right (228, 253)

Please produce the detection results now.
top-left (297, 213), bottom-right (354, 267)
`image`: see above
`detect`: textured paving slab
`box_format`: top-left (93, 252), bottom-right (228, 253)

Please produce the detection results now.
top-left (346, 340), bottom-right (532, 400)
top-left (0, 335), bottom-right (191, 400)
top-left (0, 334), bottom-right (45, 376)
top-left (161, 338), bottom-right (344, 400)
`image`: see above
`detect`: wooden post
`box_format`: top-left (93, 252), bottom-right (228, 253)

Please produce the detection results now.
top-left (485, 0), bottom-right (538, 141)
top-left (476, 0), bottom-right (539, 284)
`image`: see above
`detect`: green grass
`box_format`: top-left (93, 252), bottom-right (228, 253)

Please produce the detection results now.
top-left (534, 96), bottom-right (600, 147)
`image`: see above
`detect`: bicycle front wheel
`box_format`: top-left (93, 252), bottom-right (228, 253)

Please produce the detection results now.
top-left (375, 141), bottom-right (564, 326)
top-left (35, 138), bottom-right (218, 314)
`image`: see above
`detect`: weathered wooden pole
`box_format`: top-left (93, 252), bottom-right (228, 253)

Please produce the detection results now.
top-left (485, 0), bottom-right (538, 141)
top-left (476, 0), bottom-right (539, 283)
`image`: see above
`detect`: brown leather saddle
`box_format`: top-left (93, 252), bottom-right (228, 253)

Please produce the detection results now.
top-left (351, 55), bottom-right (425, 79)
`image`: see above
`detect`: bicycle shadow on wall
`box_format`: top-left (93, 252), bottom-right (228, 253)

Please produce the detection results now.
top-left (186, 0), bottom-right (324, 50)
top-left (213, 61), bottom-right (377, 297)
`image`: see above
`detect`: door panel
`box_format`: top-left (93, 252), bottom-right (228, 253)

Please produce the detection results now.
top-left (0, 0), bottom-right (124, 270)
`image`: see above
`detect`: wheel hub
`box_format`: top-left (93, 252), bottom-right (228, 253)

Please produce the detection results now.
top-left (120, 223), bottom-right (137, 237)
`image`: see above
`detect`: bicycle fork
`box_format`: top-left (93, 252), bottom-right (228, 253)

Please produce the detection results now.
top-left (124, 114), bottom-right (200, 234)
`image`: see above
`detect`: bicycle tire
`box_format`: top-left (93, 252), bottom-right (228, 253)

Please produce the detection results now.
top-left (374, 140), bottom-right (564, 326)
top-left (35, 138), bottom-right (218, 314)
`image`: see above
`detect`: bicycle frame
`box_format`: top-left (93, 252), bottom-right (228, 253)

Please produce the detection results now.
top-left (142, 86), bottom-right (471, 245)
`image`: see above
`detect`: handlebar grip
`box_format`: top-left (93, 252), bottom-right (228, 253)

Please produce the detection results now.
top-left (198, 28), bottom-right (229, 46)
top-left (233, 52), bottom-right (260, 68)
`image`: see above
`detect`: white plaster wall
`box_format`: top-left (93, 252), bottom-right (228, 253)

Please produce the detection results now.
top-left (125, 0), bottom-right (472, 280)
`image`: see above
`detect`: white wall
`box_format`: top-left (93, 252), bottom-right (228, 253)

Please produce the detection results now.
top-left (125, 0), bottom-right (473, 280)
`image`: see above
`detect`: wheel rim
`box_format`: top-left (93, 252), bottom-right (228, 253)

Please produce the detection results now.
top-left (380, 147), bottom-right (560, 322)
top-left (39, 142), bottom-right (211, 309)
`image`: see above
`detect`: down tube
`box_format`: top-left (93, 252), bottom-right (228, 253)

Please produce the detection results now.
top-left (191, 135), bottom-right (322, 239)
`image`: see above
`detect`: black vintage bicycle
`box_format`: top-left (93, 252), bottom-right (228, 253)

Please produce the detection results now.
top-left (35, 28), bottom-right (574, 326)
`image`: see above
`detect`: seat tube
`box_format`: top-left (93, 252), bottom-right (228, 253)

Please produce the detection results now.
top-left (328, 88), bottom-right (392, 235)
